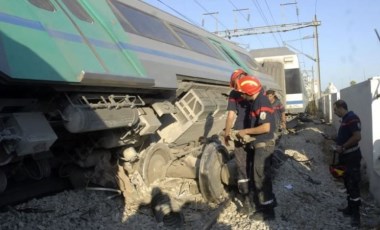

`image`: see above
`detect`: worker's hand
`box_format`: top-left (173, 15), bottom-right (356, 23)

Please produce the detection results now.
top-left (223, 131), bottom-right (231, 146)
top-left (336, 146), bottom-right (344, 154)
top-left (281, 121), bottom-right (286, 129)
top-left (237, 129), bottom-right (247, 139)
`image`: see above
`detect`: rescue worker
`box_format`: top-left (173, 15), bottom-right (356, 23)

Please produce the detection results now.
top-left (224, 69), bottom-right (253, 214)
top-left (265, 89), bottom-right (286, 141)
top-left (234, 75), bottom-right (277, 221)
top-left (333, 99), bottom-right (362, 227)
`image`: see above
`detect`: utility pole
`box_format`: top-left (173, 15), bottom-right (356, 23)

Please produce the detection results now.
top-left (233, 8), bottom-right (249, 30)
top-left (202, 12), bottom-right (219, 32)
top-left (314, 15), bottom-right (321, 99)
top-left (214, 17), bottom-right (322, 99)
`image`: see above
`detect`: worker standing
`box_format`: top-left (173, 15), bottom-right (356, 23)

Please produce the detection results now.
top-left (265, 89), bottom-right (286, 141)
top-left (333, 99), bottom-right (362, 227)
top-left (224, 69), bottom-right (253, 214)
top-left (233, 75), bottom-right (277, 221)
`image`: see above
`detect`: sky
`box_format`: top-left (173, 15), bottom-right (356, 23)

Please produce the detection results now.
top-left (142, 0), bottom-right (380, 91)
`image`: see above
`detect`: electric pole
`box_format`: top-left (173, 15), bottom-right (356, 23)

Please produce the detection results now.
top-left (214, 17), bottom-right (322, 99)
top-left (202, 12), bottom-right (219, 32)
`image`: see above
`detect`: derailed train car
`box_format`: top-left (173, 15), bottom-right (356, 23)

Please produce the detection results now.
top-left (0, 0), bottom-right (282, 204)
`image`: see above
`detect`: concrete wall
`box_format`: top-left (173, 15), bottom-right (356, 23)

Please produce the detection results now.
top-left (339, 77), bottom-right (380, 204)
top-left (330, 92), bottom-right (340, 130)
top-left (319, 92), bottom-right (340, 126)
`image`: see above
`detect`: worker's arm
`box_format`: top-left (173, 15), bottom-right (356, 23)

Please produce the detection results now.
top-left (238, 122), bottom-right (270, 137)
top-left (336, 131), bottom-right (361, 153)
top-left (224, 110), bottom-right (236, 145)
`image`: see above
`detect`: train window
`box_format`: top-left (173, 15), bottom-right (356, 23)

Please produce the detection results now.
top-left (235, 50), bottom-right (260, 70)
top-left (171, 26), bottom-right (222, 59)
top-left (62, 0), bottom-right (93, 23)
top-left (28, 0), bottom-right (55, 12)
top-left (111, 2), bottom-right (181, 47)
top-left (285, 68), bottom-right (302, 94)
top-left (109, 8), bottom-right (135, 33)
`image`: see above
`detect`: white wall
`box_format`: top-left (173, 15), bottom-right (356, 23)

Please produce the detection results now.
top-left (330, 92), bottom-right (340, 130)
top-left (339, 77), bottom-right (380, 204)
top-left (319, 92), bottom-right (339, 125)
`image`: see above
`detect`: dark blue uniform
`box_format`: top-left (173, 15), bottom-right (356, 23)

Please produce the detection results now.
top-left (248, 91), bottom-right (276, 205)
top-left (337, 111), bottom-right (362, 201)
top-left (272, 98), bottom-right (285, 132)
top-left (227, 90), bottom-right (252, 195)
top-left (227, 90), bottom-right (250, 130)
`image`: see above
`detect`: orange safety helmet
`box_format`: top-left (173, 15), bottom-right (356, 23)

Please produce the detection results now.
top-left (230, 69), bottom-right (247, 88)
top-left (235, 75), bottom-right (262, 95)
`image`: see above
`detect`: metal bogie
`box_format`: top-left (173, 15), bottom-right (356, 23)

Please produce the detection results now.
top-left (165, 154), bottom-right (199, 179)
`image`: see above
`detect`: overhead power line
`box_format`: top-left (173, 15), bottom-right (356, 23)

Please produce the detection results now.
top-left (214, 20), bottom-right (320, 38)
top-left (155, 0), bottom-right (200, 26)
top-left (194, 0), bottom-right (228, 30)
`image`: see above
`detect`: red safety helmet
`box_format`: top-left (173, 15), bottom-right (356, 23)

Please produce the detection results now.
top-left (230, 69), bottom-right (247, 88)
top-left (235, 75), bottom-right (262, 95)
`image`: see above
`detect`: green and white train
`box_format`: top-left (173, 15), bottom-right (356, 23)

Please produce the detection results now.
top-left (0, 0), bottom-right (282, 203)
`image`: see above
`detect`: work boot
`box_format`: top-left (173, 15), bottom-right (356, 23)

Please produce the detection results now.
top-left (350, 209), bottom-right (360, 227)
top-left (350, 200), bottom-right (361, 227)
top-left (337, 205), bottom-right (352, 217)
top-left (337, 196), bottom-right (354, 217)
top-left (250, 202), bottom-right (275, 221)
top-left (237, 195), bottom-right (254, 215)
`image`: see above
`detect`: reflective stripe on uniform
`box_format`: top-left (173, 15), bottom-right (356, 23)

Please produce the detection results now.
top-left (238, 179), bottom-right (250, 183)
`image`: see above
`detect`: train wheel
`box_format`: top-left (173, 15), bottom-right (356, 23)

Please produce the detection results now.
top-left (140, 143), bottom-right (171, 185)
top-left (198, 142), bottom-right (230, 204)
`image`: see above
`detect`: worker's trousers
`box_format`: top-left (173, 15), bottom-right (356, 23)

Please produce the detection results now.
top-left (234, 142), bottom-right (253, 195)
top-left (339, 149), bottom-right (361, 200)
top-left (252, 144), bottom-right (275, 204)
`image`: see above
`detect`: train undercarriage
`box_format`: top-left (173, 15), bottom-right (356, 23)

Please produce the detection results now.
top-left (0, 82), bottom-right (239, 207)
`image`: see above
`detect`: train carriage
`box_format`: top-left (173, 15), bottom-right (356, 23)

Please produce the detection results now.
top-left (0, 0), bottom-right (282, 204)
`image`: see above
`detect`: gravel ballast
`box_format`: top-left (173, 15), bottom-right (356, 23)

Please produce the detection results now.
top-left (1, 121), bottom-right (379, 230)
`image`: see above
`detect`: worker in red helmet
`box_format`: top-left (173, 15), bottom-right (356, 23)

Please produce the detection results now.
top-left (224, 69), bottom-right (254, 215)
top-left (229, 69), bottom-right (247, 88)
top-left (233, 75), bottom-right (277, 221)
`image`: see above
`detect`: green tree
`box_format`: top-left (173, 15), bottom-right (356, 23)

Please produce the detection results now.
top-left (350, 80), bottom-right (357, 86)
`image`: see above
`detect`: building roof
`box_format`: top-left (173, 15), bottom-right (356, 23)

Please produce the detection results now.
top-left (249, 47), bottom-right (295, 58)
